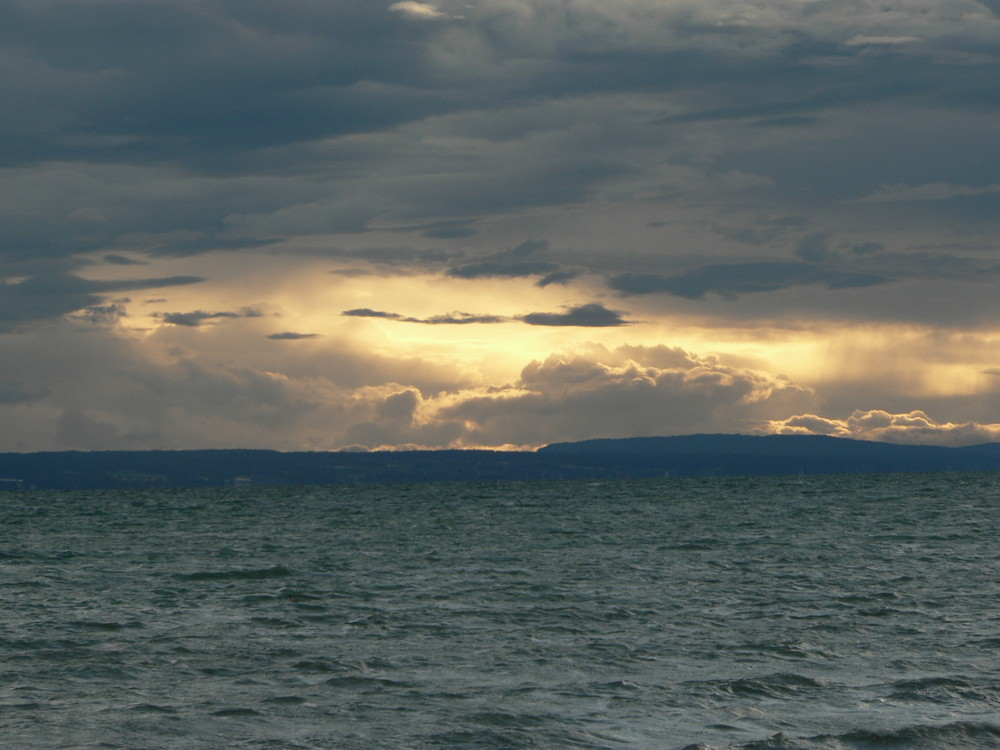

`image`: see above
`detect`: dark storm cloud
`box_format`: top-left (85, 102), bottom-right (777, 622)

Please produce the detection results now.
top-left (423, 313), bottom-right (507, 325)
top-left (520, 303), bottom-right (630, 328)
top-left (312, 247), bottom-right (452, 265)
top-left (446, 239), bottom-right (577, 285)
top-left (0, 273), bottom-right (202, 330)
top-left (537, 270), bottom-right (580, 287)
top-left (342, 308), bottom-right (506, 325)
top-left (69, 302), bottom-right (128, 327)
top-left (447, 260), bottom-right (561, 280)
top-left (795, 233), bottom-right (837, 263)
top-left (2, 0), bottom-right (997, 275)
top-left (267, 332), bottom-right (320, 340)
top-left (711, 216), bottom-right (810, 247)
top-left (160, 311), bottom-right (240, 327)
top-left (609, 262), bottom-right (889, 300)
top-left (0, 0), bottom-right (452, 164)
top-left (342, 308), bottom-right (405, 321)
top-left (103, 254), bottom-right (147, 266)
top-left (504, 240), bottom-right (548, 259)
top-left (382, 219), bottom-right (480, 239)
top-left (157, 307), bottom-right (261, 327)
top-left (343, 302), bottom-right (630, 327)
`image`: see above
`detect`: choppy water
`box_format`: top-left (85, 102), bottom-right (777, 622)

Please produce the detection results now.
top-left (3, 472), bottom-right (1000, 749)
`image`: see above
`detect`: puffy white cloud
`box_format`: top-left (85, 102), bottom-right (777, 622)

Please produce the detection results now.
top-left (429, 345), bottom-right (817, 448)
top-left (763, 409), bottom-right (1000, 446)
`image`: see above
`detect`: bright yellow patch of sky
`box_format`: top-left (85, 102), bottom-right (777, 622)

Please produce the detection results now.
top-left (83, 249), bottom-right (1000, 407)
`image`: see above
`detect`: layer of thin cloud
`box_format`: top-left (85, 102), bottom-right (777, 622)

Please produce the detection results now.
top-left (855, 183), bottom-right (1000, 203)
top-left (341, 303), bottom-right (631, 327)
top-left (845, 35), bottom-right (921, 46)
top-left (763, 410), bottom-right (1000, 447)
top-left (610, 263), bottom-right (889, 299)
top-left (520, 303), bottom-right (630, 327)
top-left (389, 2), bottom-right (449, 21)
top-left (267, 331), bottom-right (319, 340)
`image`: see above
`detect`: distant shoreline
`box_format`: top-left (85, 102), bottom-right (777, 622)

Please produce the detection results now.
top-left (2, 434), bottom-right (999, 491)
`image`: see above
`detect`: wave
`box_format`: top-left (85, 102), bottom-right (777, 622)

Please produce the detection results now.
top-left (173, 565), bottom-right (294, 581)
top-left (323, 675), bottom-right (414, 690)
top-left (738, 722), bottom-right (1000, 749)
top-left (211, 707), bottom-right (263, 717)
top-left (887, 675), bottom-right (980, 702)
top-left (697, 672), bottom-right (825, 700)
top-left (67, 619), bottom-right (144, 631)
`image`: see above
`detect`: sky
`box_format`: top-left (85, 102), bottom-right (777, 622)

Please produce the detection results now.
top-left (3, 0), bottom-right (1000, 452)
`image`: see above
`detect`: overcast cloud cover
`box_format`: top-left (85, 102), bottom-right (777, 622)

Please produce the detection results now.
top-left (2, 0), bottom-right (1000, 451)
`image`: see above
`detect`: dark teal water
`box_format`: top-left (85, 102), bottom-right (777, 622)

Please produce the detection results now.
top-left (3, 472), bottom-right (1000, 748)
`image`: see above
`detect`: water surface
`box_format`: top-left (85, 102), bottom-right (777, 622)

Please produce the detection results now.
top-left (3, 472), bottom-right (1000, 748)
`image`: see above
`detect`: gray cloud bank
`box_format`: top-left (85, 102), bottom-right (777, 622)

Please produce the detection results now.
top-left (3, 1), bottom-right (998, 288)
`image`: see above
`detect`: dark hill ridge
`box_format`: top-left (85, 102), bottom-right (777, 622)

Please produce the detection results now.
top-left (540, 433), bottom-right (974, 459)
top-left (1, 434), bottom-right (999, 490)
top-left (539, 434), bottom-right (1000, 476)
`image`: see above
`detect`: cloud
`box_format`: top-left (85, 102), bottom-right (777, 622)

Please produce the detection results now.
top-left (310, 343), bottom-right (820, 450)
top-left (537, 270), bottom-right (579, 287)
top-left (267, 331), bottom-right (320, 340)
top-left (0, 273), bottom-right (202, 331)
top-left (155, 307), bottom-right (261, 328)
top-left (447, 260), bottom-right (562, 280)
top-left (845, 35), bottom-right (921, 47)
top-left (342, 308), bottom-right (405, 321)
top-left (68, 302), bottom-right (128, 326)
top-left (103, 254), bottom-right (147, 266)
top-left (504, 239), bottom-right (549, 259)
top-left (56, 408), bottom-right (123, 450)
top-left (160, 310), bottom-right (241, 327)
top-left (342, 308), bottom-right (505, 324)
top-left (520, 303), bottom-right (630, 327)
top-left (609, 262), bottom-right (889, 299)
top-left (342, 302), bottom-right (630, 327)
top-left (849, 241), bottom-right (884, 256)
top-left (795, 233), bottom-right (836, 263)
top-left (432, 345), bottom-right (817, 448)
top-left (444, 239), bottom-right (584, 287)
top-left (381, 218), bottom-right (479, 239)
top-left (0, 317), bottom-right (476, 451)
top-left (422, 313), bottom-right (507, 325)
top-left (388, 2), bottom-right (449, 21)
top-left (855, 183), bottom-right (1000, 203)
top-left (763, 409), bottom-right (1000, 447)
top-left (0, 379), bottom-right (44, 405)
